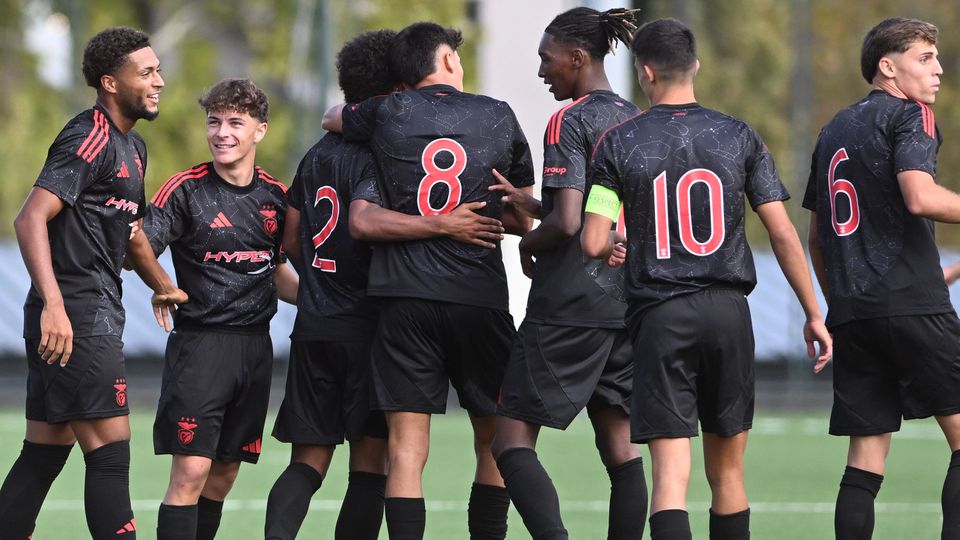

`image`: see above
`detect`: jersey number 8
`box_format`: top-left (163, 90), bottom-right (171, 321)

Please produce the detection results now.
top-left (311, 185), bottom-right (339, 272)
top-left (418, 138), bottom-right (465, 216)
top-left (828, 147), bottom-right (859, 236)
top-left (653, 168), bottom-right (725, 259)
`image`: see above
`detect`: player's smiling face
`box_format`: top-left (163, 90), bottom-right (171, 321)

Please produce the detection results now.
top-left (538, 33), bottom-right (577, 101)
top-left (113, 46), bottom-right (163, 121)
top-left (883, 40), bottom-right (942, 104)
top-left (206, 109), bottom-right (267, 169)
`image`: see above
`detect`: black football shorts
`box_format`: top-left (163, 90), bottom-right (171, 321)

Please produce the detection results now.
top-left (153, 328), bottom-right (272, 463)
top-left (830, 312), bottom-right (960, 435)
top-left (370, 298), bottom-right (515, 416)
top-left (497, 322), bottom-right (631, 429)
top-left (627, 287), bottom-right (755, 442)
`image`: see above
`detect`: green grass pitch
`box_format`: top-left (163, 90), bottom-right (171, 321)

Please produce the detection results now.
top-left (0, 410), bottom-right (950, 538)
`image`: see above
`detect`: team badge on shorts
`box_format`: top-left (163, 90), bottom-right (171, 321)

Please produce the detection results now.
top-left (177, 417), bottom-right (198, 445)
top-left (260, 205), bottom-right (278, 236)
top-left (113, 378), bottom-right (127, 407)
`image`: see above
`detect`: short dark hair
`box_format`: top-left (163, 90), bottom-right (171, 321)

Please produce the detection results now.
top-left (630, 18), bottom-right (697, 81)
top-left (861, 17), bottom-right (938, 84)
top-left (390, 22), bottom-right (464, 86)
top-left (81, 27), bottom-right (151, 89)
top-left (337, 30), bottom-right (398, 103)
top-left (198, 78), bottom-right (269, 122)
top-left (545, 7), bottom-right (639, 60)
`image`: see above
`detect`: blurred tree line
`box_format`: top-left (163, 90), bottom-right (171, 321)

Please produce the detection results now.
top-left (3, 0), bottom-right (960, 245)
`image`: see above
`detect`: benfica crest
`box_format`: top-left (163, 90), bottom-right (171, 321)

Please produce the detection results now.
top-left (178, 417), bottom-right (198, 445)
top-left (260, 205), bottom-right (278, 236)
top-left (114, 378), bottom-right (127, 407)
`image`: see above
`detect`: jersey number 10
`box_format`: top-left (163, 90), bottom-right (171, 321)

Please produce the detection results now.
top-left (653, 169), bottom-right (726, 259)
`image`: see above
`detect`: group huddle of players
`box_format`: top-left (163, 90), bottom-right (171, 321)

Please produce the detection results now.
top-left (0, 6), bottom-right (957, 540)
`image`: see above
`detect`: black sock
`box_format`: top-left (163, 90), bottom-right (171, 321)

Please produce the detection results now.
top-left (335, 471), bottom-right (386, 540)
top-left (83, 440), bottom-right (136, 539)
top-left (0, 440), bottom-right (72, 539)
top-left (195, 496), bottom-right (223, 540)
top-left (649, 509), bottom-right (692, 540)
top-left (467, 482), bottom-right (510, 540)
top-left (607, 457), bottom-right (647, 540)
top-left (709, 508), bottom-right (750, 540)
top-left (496, 447), bottom-right (567, 540)
top-left (265, 462), bottom-right (324, 540)
top-left (835, 465), bottom-right (883, 540)
top-left (943, 451), bottom-right (960, 540)
top-left (157, 504), bottom-right (197, 540)
top-left (384, 497), bottom-right (425, 540)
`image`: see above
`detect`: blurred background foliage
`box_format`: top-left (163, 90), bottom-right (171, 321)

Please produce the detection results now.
top-left (3, 0), bottom-right (960, 244)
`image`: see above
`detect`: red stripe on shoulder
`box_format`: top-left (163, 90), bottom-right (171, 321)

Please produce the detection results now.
top-left (76, 110), bottom-right (110, 163)
top-left (915, 100), bottom-right (936, 139)
top-left (588, 111), bottom-right (647, 165)
top-left (151, 164), bottom-right (209, 207)
top-left (546, 94), bottom-right (591, 146)
top-left (257, 167), bottom-right (287, 193)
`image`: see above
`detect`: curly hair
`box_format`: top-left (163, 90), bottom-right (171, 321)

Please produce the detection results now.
top-left (336, 30), bottom-right (398, 103)
top-left (545, 7), bottom-right (640, 60)
top-left (390, 22), bottom-right (464, 86)
top-left (198, 78), bottom-right (269, 122)
top-left (81, 27), bottom-right (151, 89)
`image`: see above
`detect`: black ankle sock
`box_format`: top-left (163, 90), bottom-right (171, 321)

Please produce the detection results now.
top-left (607, 457), bottom-right (647, 540)
top-left (649, 509), bottom-right (692, 540)
top-left (943, 451), bottom-right (960, 540)
top-left (709, 508), bottom-right (750, 540)
top-left (835, 465), bottom-right (883, 540)
top-left (335, 471), bottom-right (386, 540)
top-left (83, 440), bottom-right (136, 539)
top-left (495, 447), bottom-right (567, 540)
top-left (384, 497), bottom-right (425, 540)
top-left (195, 496), bottom-right (223, 540)
top-left (467, 482), bottom-right (510, 540)
top-left (265, 462), bottom-right (324, 540)
top-left (0, 439), bottom-right (72, 538)
top-left (157, 503), bottom-right (197, 540)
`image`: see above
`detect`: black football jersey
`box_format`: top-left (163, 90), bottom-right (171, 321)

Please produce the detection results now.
top-left (591, 103), bottom-right (789, 315)
top-left (287, 133), bottom-right (382, 341)
top-left (23, 105), bottom-right (147, 338)
top-left (143, 162), bottom-right (287, 329)
top-left (803, 90), bottom-right (952, 327)
top-left (342, 84), bottom-right (535, 310)
top-left (524, 91), bottom-right (640, 328)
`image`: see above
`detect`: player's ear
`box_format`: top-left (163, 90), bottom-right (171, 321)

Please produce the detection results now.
top-left (253, 122), bottom-right (268, 144)
top-left (877, 56), bottom-right (896, 79)
top-left (100, 74), bottom-right (118, 95)
top-left (642, 64), bottom-right (656, 84)
top-left (571, 47), bottom-right (586, 69)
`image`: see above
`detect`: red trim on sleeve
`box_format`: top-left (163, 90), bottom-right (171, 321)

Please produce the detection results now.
top-left (76, 109), bottom-right (110, 163)
top-left (546, 95), bottom-right (591, 145)
top-left (151, 164), bottom-right (209, 208)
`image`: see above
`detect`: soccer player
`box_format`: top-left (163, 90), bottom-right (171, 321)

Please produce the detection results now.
top-left (127, 78), bottom-right (295, 540)
top-left (0, 26), bottom-right (167, 539)
top-left (488, 7), bottom-right (647, 540)
top-left (264, 30), bottom-right (506, 540)
top-left (323, 22), bottom-right (535, 540)
top-left (582, 19), bottom-right (831, 540)
top-left (804, 17), bottom-right (960, 539)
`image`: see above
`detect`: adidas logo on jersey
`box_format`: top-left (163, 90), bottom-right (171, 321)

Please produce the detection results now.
top-left (117, 162), bottom-right (130, 178)
top-left (210, 212), bottom-right (233, 228)
top-left (241, 439), bottom-right (262, 455)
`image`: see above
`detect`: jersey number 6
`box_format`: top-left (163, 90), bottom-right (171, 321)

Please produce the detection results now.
top-left (653, 168), bottom-right (725, 259)
top-left (311, 185), bottom-right (339, 272)
top-left (418, 138), bottom-right (465, 216)
top-left (828, 147), bottom-right (859, 236)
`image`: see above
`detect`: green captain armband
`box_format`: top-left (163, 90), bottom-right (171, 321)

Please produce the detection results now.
top-left (585, 184), bottom-right (622, 221)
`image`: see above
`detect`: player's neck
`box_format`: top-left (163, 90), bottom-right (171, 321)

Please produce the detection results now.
top-left (647, 84), bottom-right (697, 107)
top-left (573, 71), bottom-right (613, 100)
top-left (873, 79), bottom-right (909, 101)
top-left (415, 73), bottom-right (462, 91)
top-left (96, 96), bottom-right (135, 134)
top-left (212, 159), bottom-right (256, 187)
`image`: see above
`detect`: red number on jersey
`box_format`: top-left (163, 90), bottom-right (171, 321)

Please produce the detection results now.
top-left (828, 147), bottom-right (859, 236)
top-left (653, 168), bottom-right (726, 259)
top-left (418, 138), bottom-right (466, 216)
top-left (311, 185), bottom-right (339, 272)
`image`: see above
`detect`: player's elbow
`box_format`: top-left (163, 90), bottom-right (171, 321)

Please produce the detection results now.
top-left (348, 213), bottom-right (373, 241)
top-left (580, 232), bottom-right (606, 259)
top-left (902, 192), bottom-right (930, 216)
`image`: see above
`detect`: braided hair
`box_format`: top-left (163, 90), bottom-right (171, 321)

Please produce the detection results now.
top-left (544, 7), bottom-right (640, 59)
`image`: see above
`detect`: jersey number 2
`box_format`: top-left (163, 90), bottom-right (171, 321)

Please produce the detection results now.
top-left (418, 138), bottom-right (465, 216)
top-left (653, 169), bottom-right (725, 259)
top-left (828, 148), bottom-right (859, 236)
top-left (312, 186), bottom-right (339, 272)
